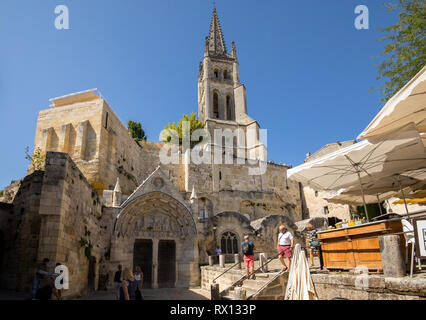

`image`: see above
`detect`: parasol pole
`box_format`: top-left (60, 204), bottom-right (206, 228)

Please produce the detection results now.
top-left (376, 194), bottom-right (383, 216)
top-left (397, 179), bottom-right (411, 218)
top-left (356, 170), bottom-right (370, 222)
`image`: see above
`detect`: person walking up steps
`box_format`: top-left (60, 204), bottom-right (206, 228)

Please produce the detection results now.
top-left (277, 225), bottom-right (294, 272)
top-left (241, 235), bottom-right (256, 279)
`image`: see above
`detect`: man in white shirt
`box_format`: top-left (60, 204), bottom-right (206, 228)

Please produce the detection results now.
top-left (277, 225), bottom-right (294, 272)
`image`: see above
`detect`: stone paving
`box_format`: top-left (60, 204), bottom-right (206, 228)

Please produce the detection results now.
top-left (78, 288), bottom-right (210, 300)
top-left (0, 287), bottom-right (210, 300)
top-left (1, 255), bottom-right (424, 300)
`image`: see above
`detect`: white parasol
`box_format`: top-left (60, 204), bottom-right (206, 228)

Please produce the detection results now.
top-left (288, 125), bottom-right (426, 221)
top-left (284, 244), bottom-right (318, 300)
top-left (358, 66), bottom-right (426, 145)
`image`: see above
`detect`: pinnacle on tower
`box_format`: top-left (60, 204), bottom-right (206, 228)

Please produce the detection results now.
top-left (232, 41), bottom-right (237, 59)
top-left (190, 186), bottom-right (198, 202)
top-left (114, 177), bottom-right (121, 193)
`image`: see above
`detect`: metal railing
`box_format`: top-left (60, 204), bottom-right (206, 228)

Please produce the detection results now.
top-left (246, 270), bottom-right (285, 300)
top-left (219, 247), bottom-right (292, 299)
top-left (212, 260), bottom-right (241, 284)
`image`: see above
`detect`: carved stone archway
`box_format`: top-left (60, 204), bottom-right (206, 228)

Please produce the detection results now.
top-left (111, 191), bottom-right (199, 288)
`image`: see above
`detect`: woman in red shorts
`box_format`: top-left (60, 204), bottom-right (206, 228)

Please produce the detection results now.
top-left (277, 225), bottom-right (294, 272)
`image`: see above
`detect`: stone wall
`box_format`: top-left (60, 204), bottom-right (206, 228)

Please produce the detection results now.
top-left (0, 179), bottom-right (22, 203)
top-left (32, 96), bottom-right (146, 195)
top-left (37, 152), bottom-right (114, 298)
top-left (201, 266), bottom-right (426, 300)
top-left (302, 186), bottom-right (351, 222)
top-left (311, 273), bottom-right (426, 300)
top-left (250, 215), bottom-right (303, 258)
top-left (33, 99), bottom-right (104, 190)
top-left (0, 152), bottom-right (114, 297)
top-left (97, 101), bottom-right (145, 194)
top-left (201, 265), bottom-right (246, 293)
top-left (0, 171), bottom-right (44, 292)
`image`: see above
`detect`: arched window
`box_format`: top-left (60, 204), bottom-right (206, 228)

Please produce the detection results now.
top-left (213, 92), bottom-right (219, 119)
top-left (221, 232), bottom-right (239, 254)
top-left (226, 96), bottom-right (232, 120)
top-left (224, 70), bottom-right (228, 80)
top-left (214, 69), bottom-right (219, 79)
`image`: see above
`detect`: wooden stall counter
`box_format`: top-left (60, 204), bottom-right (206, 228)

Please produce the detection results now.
top-left (317, 219), bottom-right (404, 271)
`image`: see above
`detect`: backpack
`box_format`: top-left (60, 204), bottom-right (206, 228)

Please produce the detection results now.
top-left (242, 241), bottom-right (252, 255)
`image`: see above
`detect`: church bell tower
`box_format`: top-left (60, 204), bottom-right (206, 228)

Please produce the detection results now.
top-left (197, 7), bottom-right (263, 161)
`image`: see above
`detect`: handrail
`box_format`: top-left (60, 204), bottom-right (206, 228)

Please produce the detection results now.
top-left (212, 260), bottom-right (241, 284)
top-left (219, 247), bottom-right (292, 298)
top-left (246, 270), bottom-right (285, 300)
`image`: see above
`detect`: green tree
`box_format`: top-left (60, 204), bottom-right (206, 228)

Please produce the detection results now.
top-left (161, 112), bottom-right (206, 149)
top-left (375, 0), bottom-right (426, 102)
top-left (25, 146), bottom-right (46, 172)
top-left (127, 120), bottom-right (147, 141)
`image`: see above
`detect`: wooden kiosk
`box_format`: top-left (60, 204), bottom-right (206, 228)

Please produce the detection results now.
top-left (317, 219), bottom-right (404, 270)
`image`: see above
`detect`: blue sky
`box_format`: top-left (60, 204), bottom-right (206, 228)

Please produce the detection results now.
top-left (0, 0), bottom-right (398, 189)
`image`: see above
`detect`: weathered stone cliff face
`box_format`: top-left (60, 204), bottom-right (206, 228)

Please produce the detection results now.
top-left (0, 153), bottom-right (114, 298)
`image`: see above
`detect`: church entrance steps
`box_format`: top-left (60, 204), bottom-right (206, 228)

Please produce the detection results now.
top-left (221, 271), bottom-right (288, 300)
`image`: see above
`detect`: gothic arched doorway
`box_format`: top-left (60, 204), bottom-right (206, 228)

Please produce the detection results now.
top-left (112, 191), bottom-right (198, 288)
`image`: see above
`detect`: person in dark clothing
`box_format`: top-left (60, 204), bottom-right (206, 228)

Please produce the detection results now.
top-left (31, 258), bottom-right (50, 300)
top-left (119, 268), bottom-right (138, 300)
top-left (241, 235), bottom-right (256, 279)
top-left (114, 264), bottom-right (122, 300)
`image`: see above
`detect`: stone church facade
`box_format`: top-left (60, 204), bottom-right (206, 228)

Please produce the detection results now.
top-left (0, 8), bottom-right (350, 298)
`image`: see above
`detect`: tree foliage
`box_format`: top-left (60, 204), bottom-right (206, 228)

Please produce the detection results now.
top-left (161, 112), bottom-right (206, 149)
top-left (376, 0), bottom-right (426, 102)
top-left (25, 147), bottom-right (46, 172)
top-left (127, 120), bottom-right (147, 141)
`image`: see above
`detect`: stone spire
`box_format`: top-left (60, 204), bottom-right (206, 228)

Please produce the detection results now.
top-left (207, 7), bottom-right (227, 56)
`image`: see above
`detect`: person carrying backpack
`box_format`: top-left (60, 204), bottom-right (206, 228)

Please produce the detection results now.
top-left (241, 235), bottom-right (255, 279)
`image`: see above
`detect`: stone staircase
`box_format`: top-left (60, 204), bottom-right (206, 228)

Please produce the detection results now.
top-left (221, 272), bottom-right (280, 300)
top-left (217, 257), bottom-right (291, 300)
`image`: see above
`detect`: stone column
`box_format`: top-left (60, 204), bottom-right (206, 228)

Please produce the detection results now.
top-left (59, 123), bottom-right (71, 153)
top-left (219, 254), bottom-right (225, 268)
top-left (203, 56), bottom-right (211, 119)
top-left (74, 120), bottom-right (88, 160)
top-left (379, 235), bottom-right (406, 278)
top-left (42, 127), bottom-right (55, 152)
top-left (210, 283), bottom-right (220, 300)
top-left (234, 254), bottom-right (241, 270)
top-left (208, 256), bottom-right (214, 266)
top-left (259, 253), bottom-right (268, 273)
top-left (152, 239), bottom-right (159, 289)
